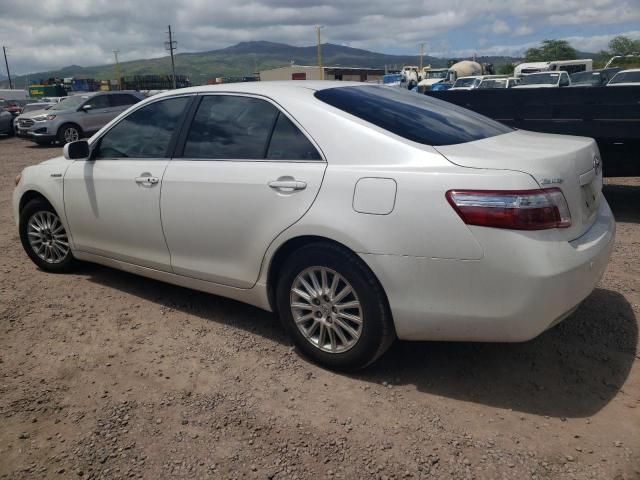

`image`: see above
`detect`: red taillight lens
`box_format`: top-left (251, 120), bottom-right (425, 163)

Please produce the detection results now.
top-left (446, 188), bottom-right (571, 230)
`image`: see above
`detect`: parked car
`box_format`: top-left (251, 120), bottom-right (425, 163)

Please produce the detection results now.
top-left (13, 82), bottom-right (615, 370)
top-left (1, 99), bottom-right (34, 116)
top-left (607, 69), bottom-right (640, 86)
top-left (430, 82), bottom-right (452, 91)
top-left (15, 91), bottom-right (144, 145)
top-left (570, 68), bottom-right (622, 87)
top-left (0, 110), bottom-right (14, 135)
top-left (477, 77), bottom-right (520, 89)
top-left (514, 71), bottom-right (571, 88)
top-left (448, 76), bottom-right (482, 90)
top-left (40, 96), bottom-right (66, 103)
top-left (13, 103), bottom-right (53, 133)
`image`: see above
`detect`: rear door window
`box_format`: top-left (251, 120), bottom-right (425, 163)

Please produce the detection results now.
top-left (267, 113), bottom-right (321, 160)
top-left (86, 95), bottom-right (111, 109)
top-left (110, 94), bottom-right (140, 107)
top-left (314, 86), bottom-right (512, 146)
top-left (183, 95), bottom-right (278, 159)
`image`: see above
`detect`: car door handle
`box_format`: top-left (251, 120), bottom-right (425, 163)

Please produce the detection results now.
top-left (268, 179), bottom-right (307, 191)
top-left (135, 176), bottom-right (159, 185)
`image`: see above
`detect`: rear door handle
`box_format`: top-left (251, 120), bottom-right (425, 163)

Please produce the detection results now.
top-left (135, 176), bottom-right (159, 185)
top-left (268, 179), bottom-right (307, 191)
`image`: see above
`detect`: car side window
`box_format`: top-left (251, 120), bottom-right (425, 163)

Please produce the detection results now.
top-left (267, 113), bottom-right (321, 160)
top-left (94, 96), bottom-right (190, 159)
top-left (183, 95), bottom-right (278, 159)
top-left (110, 94), bottom-right (140, 107)
top-left (85, 95), bottom-right (110, 109)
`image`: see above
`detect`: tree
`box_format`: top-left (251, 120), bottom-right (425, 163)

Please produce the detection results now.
top-left (524, 39), bottom-right (577, 62)
top-left (497, 63), bottom-right (515, 75)
top-left (608, 35), bottom-right (640, 55)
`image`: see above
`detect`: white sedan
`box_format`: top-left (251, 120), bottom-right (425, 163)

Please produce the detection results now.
top-left (13, 82), bottom-right (615, 371)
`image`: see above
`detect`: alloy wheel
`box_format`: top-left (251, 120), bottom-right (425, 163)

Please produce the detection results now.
top-left (64, 127), bottom-right (79, 143)
top-left (27, 211), bottom-right (70, 264)
top-left (290, 266), bottom-right (363, 353)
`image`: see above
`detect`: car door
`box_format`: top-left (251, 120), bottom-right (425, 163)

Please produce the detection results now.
top-left (161, 94), bottom-right (326, 288)
top-left (64, 95), bottom-right (192, 271)
top-left (79, 94), bottom-right (114, 133)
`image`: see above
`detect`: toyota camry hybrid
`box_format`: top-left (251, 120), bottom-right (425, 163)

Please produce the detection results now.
top-left (13, 82), bottom-right (615, 370)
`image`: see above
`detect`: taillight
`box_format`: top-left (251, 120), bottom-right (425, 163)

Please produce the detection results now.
top-left (446, 188), bottom-right (571, 230)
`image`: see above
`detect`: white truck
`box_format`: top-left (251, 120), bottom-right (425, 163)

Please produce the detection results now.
top-left (514, 59), bottom-right (592, 78)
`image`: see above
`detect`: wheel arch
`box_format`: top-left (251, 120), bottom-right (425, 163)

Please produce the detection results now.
top-left (19, 189), bottom-right (53, 214)
top-left (265, 235), bottom-right (392, 319)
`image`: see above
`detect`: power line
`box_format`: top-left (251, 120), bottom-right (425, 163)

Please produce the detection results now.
top-left (3, 46), bottom-right (13, 89)
top-left (165, 25), bottom-right (177, 89)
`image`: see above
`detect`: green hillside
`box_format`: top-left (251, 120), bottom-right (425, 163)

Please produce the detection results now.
top-left (5, 41), bottom-right (522, 88)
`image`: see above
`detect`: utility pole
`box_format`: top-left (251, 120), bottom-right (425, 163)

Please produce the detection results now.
top-left (113, 50), bottom-right (121, 90)
top-left (316, 26), bottom-right (324, 80)
top-left (165, 25), bottom-right (177, 89)
top-left (419, 43), bottom-right (424, 72)
top-left (3, 46), bottom-right (13, 89)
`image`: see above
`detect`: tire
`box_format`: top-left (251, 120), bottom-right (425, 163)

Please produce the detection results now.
top-left (19, 198), bottom-right (76, 273)
top-left (57, 123), bottom-right (82, 144)
top-left (276, 242), bottom-right (395, 371)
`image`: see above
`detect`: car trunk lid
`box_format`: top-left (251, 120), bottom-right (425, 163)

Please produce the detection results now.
top-left (435, 130), bottom-right (603, 240)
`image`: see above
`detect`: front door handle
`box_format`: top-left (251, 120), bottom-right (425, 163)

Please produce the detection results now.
top-left (135, 176), bottom-right (159, 185)
top-left (268, 179), bottom-right (307, 191)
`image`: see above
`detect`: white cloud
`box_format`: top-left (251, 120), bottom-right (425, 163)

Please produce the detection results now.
top-left (513, 25), bottom-right (534, 36)
top-left (491, 20), bottom-right (511, 35)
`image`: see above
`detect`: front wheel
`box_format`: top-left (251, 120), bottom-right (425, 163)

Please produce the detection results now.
top-left (57, 123), bottom-right (82, 144)
top-left (19, 199), bottom-right (76, 272)
top-left (276, 243), bottom-right (395, 371)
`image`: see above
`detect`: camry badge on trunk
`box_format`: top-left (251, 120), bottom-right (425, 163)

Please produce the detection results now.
top-left (539, 177), bottom-right (564, 185)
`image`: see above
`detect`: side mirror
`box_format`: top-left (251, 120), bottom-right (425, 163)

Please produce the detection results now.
top-left (81, 104), bottom-right (92, 111)
top-left (64, 140), bottom-right (90, 160)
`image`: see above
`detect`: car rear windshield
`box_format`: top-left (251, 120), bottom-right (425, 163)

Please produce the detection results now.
top-left (609, 71), bottom-right (640, 84)
top-left (521, 73), bottom-right (559, 85)
top-left (314, 85), bottom-right (512, 146)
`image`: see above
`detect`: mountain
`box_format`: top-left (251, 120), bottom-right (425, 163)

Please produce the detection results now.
top-left (4, 41), bottom-right (522, 88)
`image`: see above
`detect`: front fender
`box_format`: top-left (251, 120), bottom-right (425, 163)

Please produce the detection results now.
top-left (13, 158), bottom-right (75, 248)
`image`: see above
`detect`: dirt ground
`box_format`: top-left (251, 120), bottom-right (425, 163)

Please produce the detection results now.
top-left (0, 135), bottom-right (638, 480)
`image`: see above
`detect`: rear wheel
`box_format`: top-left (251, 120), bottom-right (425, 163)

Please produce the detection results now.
top-left (19, 199), bottom-right (76, 272)
top-left (276, 242), bottom-right (395, 371)
top-left (57, 123), bottom-right (82, 144)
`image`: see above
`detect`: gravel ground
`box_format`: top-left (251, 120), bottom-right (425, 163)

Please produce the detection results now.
top-left (0, 135), bottom-right (638, 480)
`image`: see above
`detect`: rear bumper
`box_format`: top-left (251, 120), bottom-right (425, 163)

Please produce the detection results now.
top-left (360, 199), bottom-right (615, 342)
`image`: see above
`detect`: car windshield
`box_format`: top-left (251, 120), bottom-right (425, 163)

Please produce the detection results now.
top-left (478, 79), bottom-right (506, 89)
top-left (609, 71), bottom-right (640, 84)
top-left (453, 78), bottom-right (477, 88)
top-left (571, 71), bottom-right (599, 85)
top-left (425, 71), bottom-right (447, 79)
top-left (49, 95), bottom-right (90, 110)
top-left (521, 73), bottom-right (560, 85)
top-left (314, 85), bottom-right (512, 146)
top-left (23, 104), bottom-right (49, 113)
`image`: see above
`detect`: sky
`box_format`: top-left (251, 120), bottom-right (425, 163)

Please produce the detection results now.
top-left (0, 0), bottom-right (639, 75)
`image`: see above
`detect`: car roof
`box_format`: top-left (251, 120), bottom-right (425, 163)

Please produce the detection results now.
top-left (148, 81), bottom-right (367, 102)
